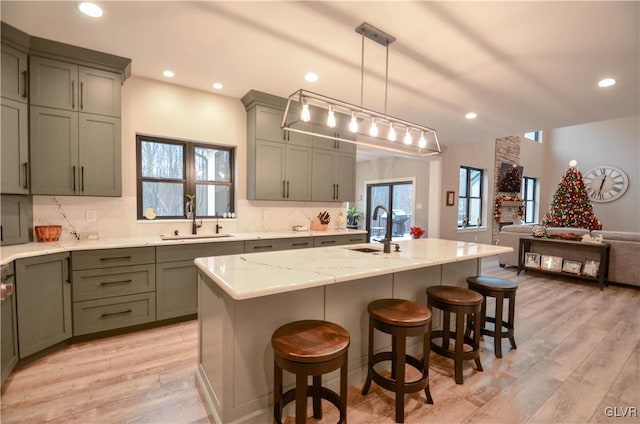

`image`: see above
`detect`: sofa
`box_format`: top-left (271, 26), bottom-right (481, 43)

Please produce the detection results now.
top-left (497, 224), bottom-right (639, 288)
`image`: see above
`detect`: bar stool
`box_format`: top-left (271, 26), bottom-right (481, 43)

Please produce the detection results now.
top-left (272, 320), bottom-right (350, 424)
top-left (466, 276), bottom-right (518, 358)
top-left (426, 286), bottom-right (483, 385)
top-left (361, 299), bottom-right (433, 423)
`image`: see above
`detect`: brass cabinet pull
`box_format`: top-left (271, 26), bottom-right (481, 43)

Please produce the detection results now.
top-left (101, 309), bottom-right (133, 318)
top-left (100, 279), bottom-right (132, 286)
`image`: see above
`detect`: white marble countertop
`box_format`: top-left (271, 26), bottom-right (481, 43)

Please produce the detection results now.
top-left (195, 238), bottom-right (512, 300)
top-left (0, 229), bottom-right (366, 265)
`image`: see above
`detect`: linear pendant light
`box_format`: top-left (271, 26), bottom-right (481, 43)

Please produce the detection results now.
top-left (281, 22), bottom-right (441, 157)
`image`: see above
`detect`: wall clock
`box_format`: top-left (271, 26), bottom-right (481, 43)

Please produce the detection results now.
top-left (583, 165), bottom-right (629, 203)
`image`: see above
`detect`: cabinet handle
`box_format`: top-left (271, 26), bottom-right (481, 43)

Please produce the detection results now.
top-left (292, 242), bottom-right (309, 247)
top-left (286, 181), bottom-right (290, 198)
top-left (333, 184), bottom-right (337, 200)
top-left (282, 180), bottom-right (286, 198)
top-left (1, 225), bottom-right (3, 242)
top-left (321, 240), bottom-right (336, 245)
top-left (101, 309), bottom-right (133, 318)
top-left (22, 70), bottom-right (28, 99)
top-left (65, 257), bottom-right (71, 283)
top-left (80, 81), bottom-right (84, 110)
top-left (72, 166), bottom-right (77, 191)
top-left (336, 184), bottom-right (339, 199)
top-left (253, 245), bottom-right (273, 250)
top-left (71, 80), bottom-right (75, 109)
top-left (81, 166), bottom-right (85, 192)
top-left (99, 256), bottom-right (133, 262)
top-left (100, 279), bottom-right (133, 286)
top-left (23, 162), bottom-right (29, 189)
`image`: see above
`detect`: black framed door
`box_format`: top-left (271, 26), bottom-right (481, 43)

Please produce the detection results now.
top-left (365, 181), bottom-right (413, 243)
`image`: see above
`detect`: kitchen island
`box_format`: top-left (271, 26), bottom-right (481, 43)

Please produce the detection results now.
top-left (195, 238), bottom-right (511, 423)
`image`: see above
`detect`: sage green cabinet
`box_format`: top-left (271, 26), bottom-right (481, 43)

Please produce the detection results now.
top-left (311, 115), bottom-right (357, 154)
top-left (311, 150), bottom-right (356, 202)
top-left (254, 140), bottom-right (312, 201)
top-left (1, 98), bottom-right (29, 193)
top-left (15, 252), bottom-right (71, 359)
top-left (1, 263), bottom-right (19, 386)
top-left (255, 105), bottom-right (311, 147)
top-left (1, 195), bottom-right (32, 246)
top-left (313, 233), bottom-right (366, 247)
top-left (73, 293), bottom-right (156, 336)
top-left (1, 44), bottom-right (28, 103)
top-left (30, 106), bottom-right (121, 196)
top-left (156, 241), bottom-right (244, 320)
top-left (244, 237), bottom-right (312, 253)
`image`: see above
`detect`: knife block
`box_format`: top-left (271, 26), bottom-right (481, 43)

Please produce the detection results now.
top-left (310, 218), bottom-right (328, 231)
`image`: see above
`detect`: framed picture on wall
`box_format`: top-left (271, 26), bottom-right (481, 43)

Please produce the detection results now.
top-left (446, 191), bottom-right (455, 206)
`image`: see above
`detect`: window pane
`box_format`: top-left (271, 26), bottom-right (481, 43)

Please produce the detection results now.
top-left (142, 182), bottom-right (184, 217)
top-left (526, 178), bottom-right (535, 199)
top-left (526, 200), bottom-right (535, 223)
top-left (469, 199), bottom-right (482, 226)
top-left (459, 168), bottom-right (468, 196)
top-left (141, 141), bottom-right (184, 179)
top-left (196, 184), bottom-right (231, 216)
top-left (470, 169), bottom-right (482, 197)
top-left (195, 147), bottom-right (230, 182)
top-left (458, 198), bottom-right (468, 226)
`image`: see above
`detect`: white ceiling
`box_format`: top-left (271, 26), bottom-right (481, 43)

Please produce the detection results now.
top-left (2, 1), bottom-right (638, 161)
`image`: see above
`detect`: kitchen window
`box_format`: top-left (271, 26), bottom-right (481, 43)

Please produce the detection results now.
top-left (458, 166), bottom-right (484, 228)
top-left (522, 176), bottom-right (537, 223)
top-left (136, 135), bottom-right (234, 219)
top-left (524, 131), bottom-right (542, 142)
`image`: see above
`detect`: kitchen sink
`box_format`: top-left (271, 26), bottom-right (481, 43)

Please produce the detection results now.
top-left (347, 247), bottom-right (382, 253)
top-left (160, 234), bottom-right (233, 240)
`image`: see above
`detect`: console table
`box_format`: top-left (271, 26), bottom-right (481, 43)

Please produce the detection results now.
top-left (517, 236), bottom-right (610, 290)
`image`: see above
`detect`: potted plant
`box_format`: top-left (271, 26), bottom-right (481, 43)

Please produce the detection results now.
top-left (346, 207), bottom-right (362, 228)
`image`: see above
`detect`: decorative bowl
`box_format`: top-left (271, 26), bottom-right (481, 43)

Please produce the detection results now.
top-left (35, 225), bottom-right (62, 242)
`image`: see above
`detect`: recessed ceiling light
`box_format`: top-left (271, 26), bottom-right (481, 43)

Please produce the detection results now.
top-left (304, 72), bottom-right (318, 82)
top-left (162, 70), bottom-right (175, 78)
top-left (465, 112), bottom-right (477, 120)
top-left (78, 2), bottom-right (103, 18)
top-left (598, 78), bottom-right (616, 88)
top-left (213, 82), bottom-right (223, 90)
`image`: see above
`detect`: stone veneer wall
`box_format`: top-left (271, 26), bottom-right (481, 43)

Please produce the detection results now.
top-left (493, 136), bottom-right (521, 244)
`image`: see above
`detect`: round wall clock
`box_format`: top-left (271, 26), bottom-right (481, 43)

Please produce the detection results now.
top-left (583, 165), bottom-right (629, 203)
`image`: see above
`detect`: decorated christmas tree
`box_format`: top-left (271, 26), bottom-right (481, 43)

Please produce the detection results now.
top-left (543, 164), bottom-right (602, 230)
top-left (499, 166), bottom-right (522, 192)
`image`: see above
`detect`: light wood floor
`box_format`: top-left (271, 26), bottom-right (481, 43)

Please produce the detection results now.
top-left (2, 258), bottom-right (639, 424)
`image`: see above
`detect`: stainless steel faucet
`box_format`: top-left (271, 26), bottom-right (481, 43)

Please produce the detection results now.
top-left (372, 205), bottom-right (392, 253)
top-left (191, 207), bottom-right (202, 235)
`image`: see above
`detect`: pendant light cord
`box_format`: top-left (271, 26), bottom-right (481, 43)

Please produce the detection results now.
top-left (360, 31), bottom-right (364, 107)
top-left (384, 43), bottom-right (389, 114)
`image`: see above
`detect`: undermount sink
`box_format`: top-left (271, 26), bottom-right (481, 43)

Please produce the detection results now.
top-left (347, 247), bottom-right (382, 253)
top-left (160, 233), bottom-right (233, 240)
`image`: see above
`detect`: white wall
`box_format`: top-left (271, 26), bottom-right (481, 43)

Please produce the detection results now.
top-left (520, 136), bottom-right (546, 222)
top-left (32, 77), bottom-right (347, 240)
top-left (541, 115), bottom-right (639, 232)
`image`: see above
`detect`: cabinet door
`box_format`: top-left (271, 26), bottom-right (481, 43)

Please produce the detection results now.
top-left (285, 145), bottom-right (312, 201)
top-left (29, 56), bottom-right (78, 111)
top-left (15, 252), bottom-right (71, 359)
top-left (1, 44), bottom-right (28, 103)
top-left (334, 152), bottom-right (356, 202)
top-left (156, 260), bottom-right (198, 320)
top-left (79, 114), bottom-right (121, 196)
top-left (255, 106), bottom-right (286, 143)
top-left (30, 106), bottom-right (79, 195)
top-left (311, 149), bottom-right (335, 201)
top-left (255, 140), bottom-right (286, 200)
top-left (311, 124), bottom-right (338, 151)
top-left (78, 67), bottom-right (121, 117)
top-left (1, 264), bottom-right (19, 385)
top-left (1, 98), bottom-right (29, 194)
top-left (1, 195), bottom-right (32, 246)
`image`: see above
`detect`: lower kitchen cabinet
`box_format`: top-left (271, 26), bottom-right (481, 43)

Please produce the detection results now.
top-left (314, 233), bottom-right (366, 247)
top-left (1, 262), bottom-right (18, 386)
top-left (244, 237), bottom-right (313, 252)
top-left (72, 292), bottom-right (155, 336)
top-left (15, 252), bottom-right (71, 359)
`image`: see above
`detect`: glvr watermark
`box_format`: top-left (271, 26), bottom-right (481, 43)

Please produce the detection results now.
top-left (604, 406), bottom-right (638, 418)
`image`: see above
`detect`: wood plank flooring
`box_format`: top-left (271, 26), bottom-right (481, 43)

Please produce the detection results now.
top-left (1, 257), bottom-right (638, 423)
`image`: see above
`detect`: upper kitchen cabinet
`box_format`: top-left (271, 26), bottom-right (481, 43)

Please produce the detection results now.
top-left (311, 149), bottom-right (356, 202)
top-left (311, 114), bottom-right (357, 155)
top-left (1, 44), bottom-right (28, 103)
top-left (1, 98), bottom-right (29, 194)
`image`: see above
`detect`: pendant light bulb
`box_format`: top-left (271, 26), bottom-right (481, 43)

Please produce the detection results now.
top-left (349, 112), bottom-right (358, 132)
top-left (327, 105), bottom-right (336, 128)
top-left (403, 128), bottom-right (412, 145)
top-left (388, 123), bottom-right (397, 141)
top-left (301, 99), bottom-right (311, 122)
top-left (418, 131), bottom-right (427, 148)
top-left (369, 118), bottom-right (379, 137)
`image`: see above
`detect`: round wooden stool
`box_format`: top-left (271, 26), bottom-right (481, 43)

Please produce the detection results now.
top-left (466, 276), bottom-right (518, 358)
top-left (271, 320), bottom-right (350, 424)
top-left (426, 286), bottom-right (483, 385)
top-left (361, 299), bottom-right (433, 423)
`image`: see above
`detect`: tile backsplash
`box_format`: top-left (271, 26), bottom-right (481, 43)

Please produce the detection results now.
top-left (32, 196), bottom-right (348, 241)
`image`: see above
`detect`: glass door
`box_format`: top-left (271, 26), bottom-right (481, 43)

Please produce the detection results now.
top-left (365, 181), bottom-right (413, 242)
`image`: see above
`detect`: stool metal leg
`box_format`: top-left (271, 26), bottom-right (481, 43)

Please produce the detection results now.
top-left (494, 293), bottom-right (504, 358)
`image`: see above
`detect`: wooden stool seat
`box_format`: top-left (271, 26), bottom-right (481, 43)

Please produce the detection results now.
top-left (272, 320), bottom-right (349, 424)
top-left (466, 276), bottom-right (518, 358)
top-left (426, 286), bottom-right (483, 385)
top-left (362, 299), bottom-right (433, 423)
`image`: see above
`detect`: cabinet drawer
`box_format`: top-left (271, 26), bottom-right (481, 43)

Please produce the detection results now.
top-left (72, 247), bottom-right (155, 270)
top-left (156, 241), bottom-right (244, 263)
top-left (72, 292), bottom-right (155, 336)
top-left (244, 237), bottom-right (312, 253)
top-left (314, 234), bottom-right (366, 247)
top-left (72, 264), bottom-right (155, 302)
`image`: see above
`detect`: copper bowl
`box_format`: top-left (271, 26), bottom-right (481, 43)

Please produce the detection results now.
top-left (35, 225), bottom-right (62, 242)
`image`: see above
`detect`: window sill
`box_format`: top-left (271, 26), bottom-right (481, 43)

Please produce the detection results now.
top-left (456, 226), bottom-right (489, 233)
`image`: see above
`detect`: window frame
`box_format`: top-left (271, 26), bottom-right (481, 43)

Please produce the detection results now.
top-left (522, 176), bottom-right (537, 224)
top-left (524, 131), bottom-right (542, 142)
top-left (458, 165), bottom-right (484, 228)
top-left (136, 134), bottom-right (235, 220)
